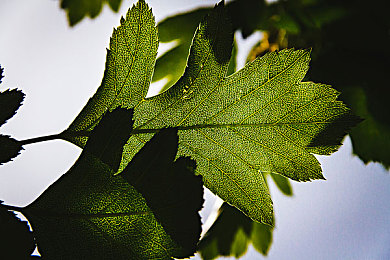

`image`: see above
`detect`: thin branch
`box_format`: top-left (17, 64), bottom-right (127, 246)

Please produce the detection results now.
top-left (20, 133), bottom-right (64, 145)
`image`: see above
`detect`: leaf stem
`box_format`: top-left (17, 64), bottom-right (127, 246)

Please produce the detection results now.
top-left (20, 133), bottom-right (64, 145)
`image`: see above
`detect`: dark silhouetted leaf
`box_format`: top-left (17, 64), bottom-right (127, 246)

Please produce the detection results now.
top-left (60, 0), bottom-right (123, 26)
top-left (0, 135), bottom-right (23, 165)
top-left (342, 87), bottom-right (390, 168)
top-left (0, 201), bottom-right (35, 259)
top-left (23, 108), bottom-right (204, 259)
top-left (0, 67), bottom-right (25, 127)
top-left (122, 128), bottom-right (203, 257)
top-left (199, 203), bottom-right (273, 260)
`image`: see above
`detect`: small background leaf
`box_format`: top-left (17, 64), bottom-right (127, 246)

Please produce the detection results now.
top-left (199, 202), bottom-right (273, 260)
top-left (60, 0), bottom-right (124, 26)
top-left (153, 8), bottom-right (210, 93)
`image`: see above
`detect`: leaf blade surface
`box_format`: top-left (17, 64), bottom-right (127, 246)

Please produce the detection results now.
top-left (25, 108), bottom-right (204, 259)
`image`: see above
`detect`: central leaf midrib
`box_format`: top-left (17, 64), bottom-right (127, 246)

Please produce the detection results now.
top-left (27, 210), bottom-right (151, 219)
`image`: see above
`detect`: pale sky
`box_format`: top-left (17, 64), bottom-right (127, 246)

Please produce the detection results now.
top-left (0, 1), bottom-right (389, 259)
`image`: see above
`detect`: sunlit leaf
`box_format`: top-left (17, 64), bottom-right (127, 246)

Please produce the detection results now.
top-left (24, 108), bottom-right (204, 259)
top-left (64, 1), bottom-right (359, 225)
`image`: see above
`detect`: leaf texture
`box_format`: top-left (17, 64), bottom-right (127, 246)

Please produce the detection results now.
top-left (65, 0), bottom-right (158, 146)
top-left (65, 1), bottom-right (359, 225)
top-left (25, 108), bottom-right (203, 259)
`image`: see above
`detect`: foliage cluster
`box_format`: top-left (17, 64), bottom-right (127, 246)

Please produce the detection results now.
top-left (0, 0), bottom-right (364, 259)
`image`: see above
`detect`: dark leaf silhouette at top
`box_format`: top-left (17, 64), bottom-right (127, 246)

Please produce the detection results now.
top-left (0, 67), bottom-right (25, 165)
top-left (0, 67), bottom-right (25, 127)
top-left (61, 0), bottom-right (123, 26)
top-left (0, 201), bottom-right (36, 259)
top-left (23, 108), bottom-right (204, 259)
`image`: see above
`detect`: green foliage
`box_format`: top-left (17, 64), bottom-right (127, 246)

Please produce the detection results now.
top-left (64, 0), bottom-right (158, 147)
top-left (0, 1), bottom-right (363, 258)
top-left (153, 8), bottom-right (210, 92)
top-left (23, 108), bottom-right (203, 259)
top-left (0, 201), bottom-right (36, 259)
top-left (0, 67), bottom-right (24, 164)
top-left (270, 173), bottom-right (293, 196)
top-left (123, 127), bottom-right (203, 256)
top-left (61, 0), bottom-right (123, 26)
top-left (154, 0), bottom-right (389, 169)
top-left (63, 0), bottom-right (359, 226)
top-left (199, 203), bottom-right (273, 260)
top-left (287, 0), bottom-right (390, 168)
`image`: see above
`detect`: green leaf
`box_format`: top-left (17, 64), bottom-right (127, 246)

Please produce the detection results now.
top-left (0, 68), bottom-right (25, 127)
top-left (64, 0), bottom-right (158, 147)
top-left (60, 0), bottom-right (124, 26)
top-left (131, 48), bottom-right (359, 225)
top-left (199, 203), bottom-right (273, 260)
top-left (251, 221), bottom-right (273, 255)
top-left (122, 128), bottom-right (204, 257)
top-left (343, 87), bottom-right (390, 168)
top-left (269, 173), bottom-right (293, 196)
top-left (152, 8), bottom-right (211, 93)
top-left (0, 201), bottom-right (36, 259)
top-left (280, 0), bottom-right (389, 168)
top-left (65, 1), bottom-right (359, 225)
top-left (0, 135), bottom-right (23, 165)
top-left (24, 108), bottom-right (203, 259)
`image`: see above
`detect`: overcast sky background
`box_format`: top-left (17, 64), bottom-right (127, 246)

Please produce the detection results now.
top-left (0, 1), bottom-right (389, 259)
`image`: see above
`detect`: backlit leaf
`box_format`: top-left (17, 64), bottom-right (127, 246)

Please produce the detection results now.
top-left (64, 1), bottom-right (359, 225)
top-left (24, 108), bottom-right (203, 259)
